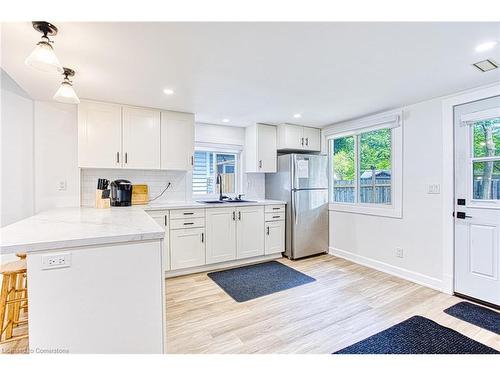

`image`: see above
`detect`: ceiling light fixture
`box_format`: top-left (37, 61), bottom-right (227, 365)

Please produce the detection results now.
top-left (163, 88), bottom-right (174, 95)
top-left (293, 113), bottom-right (302, 118)
top-left (53, 67), bottom-right (80, 104)
top-left (222, 118), bottom-right (230, 123)
top-left (475, 41), bottom-right (498, 53)
top-left (25, 21), bottom-right (64, 74)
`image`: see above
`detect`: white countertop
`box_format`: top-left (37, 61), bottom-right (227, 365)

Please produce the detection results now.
top-left (0, 207), bottom-right (165, 255)
top-left (143, 199), bottom-right (286, 211)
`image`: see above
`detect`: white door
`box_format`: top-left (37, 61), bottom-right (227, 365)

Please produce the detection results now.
top-left (78, 101), bottom-right (122, 168)
top-left (170, 228), bottom-right (205, 270)
top-left (150, 212), bottom-right (170, 271)
top-left (236, 206), bottom-right (265, 259)
top-left (206, 207), bottom-right (237, 264)
top-left (122, 107), bottom-right (161, 169)
top-left (257, 124), bottom-right (277, 172)
top-left (161, 111), bottom-right (194, 171)
top-left (454, 96), bottom-right (500, 306)
top-left (265, 220), bottom-right (285, 255)
top-left (303, 127), bottom-right (321, 152)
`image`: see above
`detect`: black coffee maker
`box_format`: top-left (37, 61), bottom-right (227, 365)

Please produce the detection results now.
top-left (110, 179), bottom-right (132, 206)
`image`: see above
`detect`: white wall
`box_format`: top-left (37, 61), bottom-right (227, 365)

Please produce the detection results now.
top-left (327, 97), bottom-right (445, 290)
top-left (0, 69), bottom-right (34, 227)
top-left (34, 101), bottom-right (80, 212)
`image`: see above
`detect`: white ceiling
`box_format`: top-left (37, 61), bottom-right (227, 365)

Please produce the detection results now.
top-left (2, 22), bottom-right (500, 127)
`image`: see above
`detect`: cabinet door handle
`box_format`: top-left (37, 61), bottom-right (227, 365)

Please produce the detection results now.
top-left (301, 137), bottom-right (304, 146)
top-left (201, 232), bottom-right (204, 243)
top-left (116, 152), bottom-right (120, 164)
top-left (238, 211), bottom-right (241, 221)
top-left (183, 222), bottom-right (194, 225)
top-left (259, 160), bottom-right (262, 169)
top-left (272, 207), bottom-right (280, 210)
top-left (164, 215), bottom-right (167, 227)
top-left (191, 155), bottom-right (194, 165)
top-left (305, 137), bottom-right (309, 146)
top-left (232, 211), bottom-right (236, 221)
top-left (125, 152), bottom-right (128, 164)
top-left (183, 212), bottom-right (194, 215)
top-left (272, 215), bottom-right (280, 219)
top-left (266, 226), bottom-right (270, 235)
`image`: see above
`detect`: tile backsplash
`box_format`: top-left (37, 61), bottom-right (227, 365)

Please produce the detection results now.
top-left (80, 169), bottom-right (265, 207)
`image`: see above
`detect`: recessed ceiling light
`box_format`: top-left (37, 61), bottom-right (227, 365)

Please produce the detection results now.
top-left (473, 59), bottom-right (499, 72)
top-left (163, 88), bottom-right (174, 95)
top-left (222, 118), bottom-right (230, 123)
top-left (475, 41), bottom-right (498, 53)
top-left (293, 113), bottom-right (302, 118)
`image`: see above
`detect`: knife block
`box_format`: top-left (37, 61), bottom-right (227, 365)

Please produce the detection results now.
top-left (95, 190), bottom-right (111, 209)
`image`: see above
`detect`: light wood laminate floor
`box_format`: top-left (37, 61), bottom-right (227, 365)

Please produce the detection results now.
top-left (2, 254), bottom-right (499, 354)
top-left (166, 254), bottom-right (500, 354)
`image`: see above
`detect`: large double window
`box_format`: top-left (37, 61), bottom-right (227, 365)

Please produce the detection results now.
top-left (192, 149), bottom-right (239, 197)
top-left (326, 111), bottom-right (402, 218)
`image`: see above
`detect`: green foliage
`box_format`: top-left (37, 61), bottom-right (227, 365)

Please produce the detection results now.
top-left (332, 128), bottom-right (392, 183)
top-left (473, 118), bottom-right (499, 159)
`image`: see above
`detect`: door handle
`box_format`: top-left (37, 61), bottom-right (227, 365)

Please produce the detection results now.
top-left (259, 160), bottom-right (262, 169)
top-left (232, 211), bottom-right (236, 221)
top-left (191, 155), bottom-right (194, 166)
top-left (183, 222), bottom-right (194, 225)
top-left (266, 226), bottom-right (270, 235)
top-left (456, 212), bottom-right (472, 219)
top-left (125, 152), bottom-right (128, 164)
top-left (201, 232), bottom-right (204, 243)
top-left (116, 152), bottom-right (120, 164)
top-left (301, 137), bottom-right (304, 146)
top-left (164, 215), bottom-right (167, 227)
top-left (238, 211), bottom-right (241, 221)
top-left (305, 137), bottom-right (309, 146)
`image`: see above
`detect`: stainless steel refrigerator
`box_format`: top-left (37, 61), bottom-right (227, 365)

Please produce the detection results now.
top-left (265, 154), bottom-right (329, 259)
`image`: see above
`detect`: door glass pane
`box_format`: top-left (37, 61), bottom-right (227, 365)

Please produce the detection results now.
top-left (332, 136), bottom-right (355, 203)
top-left (473, 160), bottom-right (500, 200)
top-left (473, 118), bottom-right (500, 157)
top-left (359, 128), bottom-right (392, 204)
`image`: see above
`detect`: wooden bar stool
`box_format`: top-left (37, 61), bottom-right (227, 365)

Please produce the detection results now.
top-left (0, 259), bottom-right (29, 343)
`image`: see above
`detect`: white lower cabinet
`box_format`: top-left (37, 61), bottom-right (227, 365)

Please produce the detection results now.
top-left (206, 207), bottom-right (237, 264)
top-left (170, 227), bottom-right (205, 270)
top-left (236, 206), bottom-right (265, 259)
top-left (150, 212), bottom-right (171, 271)
top-left (265, 220), bottom-right (285, 255)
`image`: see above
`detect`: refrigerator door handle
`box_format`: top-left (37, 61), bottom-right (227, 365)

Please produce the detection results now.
top-left (293, 192), bottom-right (298, 225)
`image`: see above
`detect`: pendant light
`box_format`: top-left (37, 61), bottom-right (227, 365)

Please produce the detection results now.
top-left (25, 21), bottom-right (64, 74)
top-left (54, 67), bottom-right (80, 104)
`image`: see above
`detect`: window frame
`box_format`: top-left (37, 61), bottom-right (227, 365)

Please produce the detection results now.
top-left (192, 143), bottom-right (242, 198)
top-left (325, 110), bottom-right (403, 218)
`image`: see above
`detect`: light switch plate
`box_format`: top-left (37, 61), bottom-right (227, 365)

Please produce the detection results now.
top-left (41, 253), bottom-right (71, 270)
top-left (427, 184), bottom-right (440, 194)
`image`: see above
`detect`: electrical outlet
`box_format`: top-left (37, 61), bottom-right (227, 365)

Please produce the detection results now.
top-left (58, 180), bottom-right (67, 191)
top-left (395, 248), bottom-right (404, 258)
top-left (41, 253), bottom-right (71, 270)
top-left (427, 184), bottom-right (440, 194)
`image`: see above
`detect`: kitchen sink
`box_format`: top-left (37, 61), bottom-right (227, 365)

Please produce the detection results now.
top-left (198, 199), bottom-right (257, 204)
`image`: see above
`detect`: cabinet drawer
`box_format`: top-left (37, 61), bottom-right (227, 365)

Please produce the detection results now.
top-left (170, 217), bottom-right (205, 229)
top-left (170, 208), bottom-right (205, 219)
top-left (265, 212), bottom-right (285, 221)
top-left (265, 204), bottom-right (285, 213)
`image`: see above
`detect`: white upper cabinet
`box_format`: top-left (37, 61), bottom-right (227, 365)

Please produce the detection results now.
top-left (245, 124), bottom-right (277, 173)
top-left (160, 111), bottom-right (194, 171)
top-left (78, 101), bottom-right (122, 168)
top-left (277, 124), bottom-right (321, 152)
top-left (78, 100), bottom-right (194, 170)
top-left (122, 107), bottom-right (161, 169)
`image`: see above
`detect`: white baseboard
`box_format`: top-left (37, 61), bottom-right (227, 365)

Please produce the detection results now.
top-left (329, 247), bottom-right (444, 292)
top-left (165, 253), bottom-right (282, 278)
